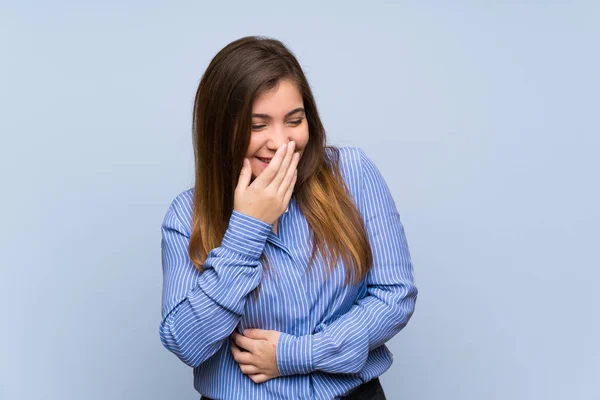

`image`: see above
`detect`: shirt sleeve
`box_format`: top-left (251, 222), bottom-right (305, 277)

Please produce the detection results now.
top-left (276, 147), bottom-right (418, 375)
top-left (159, 199), bottom-right (272, 368)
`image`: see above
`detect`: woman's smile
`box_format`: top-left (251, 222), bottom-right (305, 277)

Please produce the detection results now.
top-left (256, 157), bottom-right (272, 166)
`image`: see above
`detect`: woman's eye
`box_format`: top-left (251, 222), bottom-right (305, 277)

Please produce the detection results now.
top-left (252, 119), bottom-right (303, 130)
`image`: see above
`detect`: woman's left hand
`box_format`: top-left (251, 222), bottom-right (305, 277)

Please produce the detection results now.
top-left (230, 329), bottom-right (282, 383)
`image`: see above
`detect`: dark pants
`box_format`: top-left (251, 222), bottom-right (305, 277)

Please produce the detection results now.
top-left (339, 377), bottom-right (386, 400)
top-left (200, 377), bottom-right (386, 400)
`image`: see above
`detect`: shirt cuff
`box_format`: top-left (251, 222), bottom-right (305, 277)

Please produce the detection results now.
top-left (276, 332), bottom-right (313, 376)
top-left (221, 210), bottom-right (272, 259)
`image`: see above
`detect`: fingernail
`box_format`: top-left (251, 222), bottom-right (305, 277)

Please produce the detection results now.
top-left (290, 141), bottom-right (295, 149)
top-left (280, 143), bottom-right (287, 151)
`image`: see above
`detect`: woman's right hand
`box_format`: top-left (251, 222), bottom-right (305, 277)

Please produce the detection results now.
top-left (234, 141), bottom-right (300, 225)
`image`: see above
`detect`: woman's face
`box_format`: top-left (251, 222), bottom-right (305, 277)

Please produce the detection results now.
top-left (246, 79), bottom-right (309, 180)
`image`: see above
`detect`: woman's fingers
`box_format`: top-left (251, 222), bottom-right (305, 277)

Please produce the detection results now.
top-left (268, 141), bottom-right (295, 190)
top-left (231, 331), bottom-right (257, 353)
top-left (238, 363), bottom-right (261, 375)
top-left (278, 151), bottom-right (300, 197)
top-left (234, 141), bottom-right (299, 224)
top-left (230, 341), bottom-right (254, 364)
top-left (248, 374), bottom-right (270, 384)
top-left (283, 169), bottom-right (297, 205)
top-left (252, 143), bottom-right (288, 188)
top-left (235, 158), bottom-right (252, 191)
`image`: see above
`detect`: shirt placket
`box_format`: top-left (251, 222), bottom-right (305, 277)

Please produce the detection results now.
top-left (266, 207), bottom-right (313, 399)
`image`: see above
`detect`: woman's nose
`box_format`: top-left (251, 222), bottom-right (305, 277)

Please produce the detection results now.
top-left (268, 130), bottom-right (291, 150)
top-left (271, 140), bottom-right (290, 150)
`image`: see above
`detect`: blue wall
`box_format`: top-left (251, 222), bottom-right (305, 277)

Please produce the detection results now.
top-left (1, 1), bottom-right (598, 399)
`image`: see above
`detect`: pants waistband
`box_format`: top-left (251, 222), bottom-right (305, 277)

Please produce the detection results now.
top-left (200, 377), bottom-right (385, 400)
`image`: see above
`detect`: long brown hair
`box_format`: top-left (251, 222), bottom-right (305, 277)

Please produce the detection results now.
top-left (189, 36), bottom-right (373, 297)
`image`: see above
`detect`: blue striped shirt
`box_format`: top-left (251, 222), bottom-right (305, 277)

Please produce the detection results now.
top-left (160, 146), bottom-right (418, 399)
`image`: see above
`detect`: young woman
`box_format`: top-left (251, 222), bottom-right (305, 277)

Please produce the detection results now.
top-left (159, 36), bottom-right (418, 400)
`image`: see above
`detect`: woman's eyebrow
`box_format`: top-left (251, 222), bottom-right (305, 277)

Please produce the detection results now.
top-left (252, 107), bottom-right (305, 119)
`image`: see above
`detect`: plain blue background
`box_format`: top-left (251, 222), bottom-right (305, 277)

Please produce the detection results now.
top-left (1, 1), bottom-right (598, 399)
